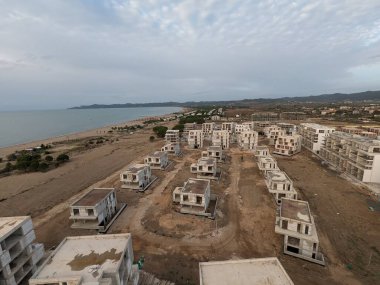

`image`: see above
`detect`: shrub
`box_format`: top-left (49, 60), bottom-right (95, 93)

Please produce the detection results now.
top-left (56, 154), bottom-right (70, 162)
top-left (0, 157), bottom-right (2, 163)
top-left (149, 136), bottom-right (155, 142)
top-left (153, 126), bottom-right (168, 138)
top-left (29, 160), bottom-right (40, 171)
top-left (7, 153), bottom-right (17, 161)
top-left (38, 162), bottom-right (49, 172)
top-left (45, 155), bottom-right (53, 162)
top-left (172, 124), bottom-right (184, 132)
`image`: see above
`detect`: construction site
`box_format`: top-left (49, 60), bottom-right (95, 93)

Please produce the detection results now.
top-left (1, 117), bottom-right (379, 285)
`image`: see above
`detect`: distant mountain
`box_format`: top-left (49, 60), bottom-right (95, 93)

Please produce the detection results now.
top-left (69, 90), bottom-right (380, 109)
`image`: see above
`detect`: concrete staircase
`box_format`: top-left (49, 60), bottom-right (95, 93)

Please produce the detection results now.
top-left (138, 270), bottom-right (175, 285)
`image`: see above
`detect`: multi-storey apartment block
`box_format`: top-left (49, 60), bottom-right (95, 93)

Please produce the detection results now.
top-left (120, 164), bottom-right (152, 191)
top-left (258, 156), bottom-right (279, 173)
top-left (202, 123), bottom-right (215, 138)
top-left (237, 131), bottom-right (258, 150)
top-left (144, 151), bottom-right (169, 170)
top-left (199, 257), bottom-right (294, 285)
top-left (212, 130), bottom-right (230, 149)
top-left (29, 234), bottom-right (139, 285)
top-left (299, 123), bottom-right (335, 154)
top-left (320, 131), bottom-right (380, 183)
top-left (191, 157), bottom-right (217, 179)
top-left (70, 188), bottom-right (117, 230)
top-left (254, 146), bottom-right (269, 157)
top-left (267, 128), bottom-right (286, 145)
top-left (265, 171), bottom-right (298, 204)
top-left (161, 143), bottom-right (180, 155)
top-left (252, 112), bottom-right (278, 121)
top-left (188, 130), bottom-right (204, 149)
top-left (277, 123), bottom-right (298, 135)
top-left (173, 178), bottom-right (215, 217)
top-left (275, 198), bottom-right (325, 265)
top-left (252, 121), bottom-right (273, 134)
top-left (235, 122), bottom-right (254, 134)
top-left (221, 122), bottom-right (236, 133)
top-left (273, 134), bottom-right (302, 156)
top-left (202, 146), bottom-right (223, 161)
top-left (0, 216), bottom-right (44, 285)
top-left (165, 130), bottom-right (180, 144)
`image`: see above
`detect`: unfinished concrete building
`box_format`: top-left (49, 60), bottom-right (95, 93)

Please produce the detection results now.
top-left (188, 130), bottom-right (204, 149)
top-left (165, 129), bottom-right (180, 144)
top-left (120, 164), bottom-right (152, 191)
top-left (191, 157), bottom-right (218, 180)
top-left (172, 178), bottom-right (216, 218)
top-left (238, 130), bottom-right (258, 150)
top-left (161, 143), bottom-right (180, 155)
top-left (235, 123), bottom-right (252, 134)
top-left (202, 146), bottom-right (223, 161)
top-left (320, 131), bottom-right (380, 183)
top-left (275, 198), bottom-right (325, 265)
top-left (265, 171), bottom-right (298, 204)
top-left (254, 146), bottom-right (269, 157)
top-left (144, 151), bottom-right (169, 170)
top-left (202, 122), bottom-right (215, 138)
top-left (29, 234), bottom-right (139, 285)
top-left (280, 112), bottom-right (307, 121)
top-left (267, 127), bottom-right (286, 145)
top-left (277, 123), bottom-right (298, 135)
top-left (199, 257), bottom-right (294, 285)
top-left (258, 156), bottom-right (279, 173)
top-left (273, 134), bottom-right (302, 156)
top-left (212, 130), bottom-right (230, 149)
top-left (0, 216), bottom-right (44, 285)
top-left (251, 112), bottom-right (278, 121)
top-left (70, 188), bottom-right (117, 231)
top-left (252, 121), bottom-right (273, 134)
top-left (299, 123), bottom-right (335, 154)
top-left (221, 122), bottom-right (236, 134)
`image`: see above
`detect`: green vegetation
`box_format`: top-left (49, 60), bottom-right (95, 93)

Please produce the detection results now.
top-left (172, 124), bottom-right (184, 132)
top-left (179, 115), bottom-right (206, 124)
top-left (56, 153), bottom-right (70, 162)
top-left (149, 136), bottom-right (155, 142)
top-left (153, 126), bottom-right (168, 138)
top-left (45, 155), bottom-right (53, 162)
top-left (111, 124), bottom-right (144, 133)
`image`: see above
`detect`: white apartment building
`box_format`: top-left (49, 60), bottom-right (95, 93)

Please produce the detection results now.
top-left (120, 164), bottom-right (152, 191)
top-left (275, 198), bottom-right (325, 265)
top-left (268, 128), bottom-right (286, 145)
top-left (299, 123), bottom-right (335, 154)
top-left (277, 123), bottom-right (298, 135)
top-left (235, 123), bottom-right (251, 134)
top-left (253, 121), bottom-right (273, 133)
top-left (212, 130), bottom-right (230, 149)
top-left (199, 258), bottom-right (294, 285)
top-left (257, 156), bottom-right (279, 173)
top-left (0, 216), bottom-right (44, 285)
top-left (264, 125), bottom-right (282, 137)
top-left (188, 130), bottom-right (204, 149)
top-left (273, 134), bottom-right (302, 156)
top-left (191, 157), bottom-right (218, 180)
top-left (172, 178), bottom-right (213, 217)
top-left (161, 143), bottom-right (180, 155)
top-left (29, 234), bottom-right (139, 285)
top-left (221, 122), bottom-right (236, 133)
top-left (320, 131), bottom-right (380, 183)
top-left (254, 146), bottom-right (269, 157)
top-left (202, 146), bottom-right (223, 161)
top-left (144, 151), bottom-right (169, 170)
top-left (70, 188), bottom-right (117, 230)
top-left (202, 123), bottom-right (215, 137)
top-left (165, 130), bottom-right (180, 144)
top-left (237, 130), bottom-right (258, 150)
top-left (265, 171), bottom-right (298, 204)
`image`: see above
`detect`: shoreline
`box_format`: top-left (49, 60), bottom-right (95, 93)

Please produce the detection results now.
top-left (0, 110), bottom-right (184, 157)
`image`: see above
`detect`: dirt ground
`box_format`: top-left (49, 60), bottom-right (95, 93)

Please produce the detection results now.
top-left (2, 125), bottom-right (379, 284)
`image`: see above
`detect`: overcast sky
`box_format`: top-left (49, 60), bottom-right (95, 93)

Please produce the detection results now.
top-left (1, 0), bottom-right (380, 110)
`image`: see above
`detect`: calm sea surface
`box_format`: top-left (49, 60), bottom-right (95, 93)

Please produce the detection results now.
top-left (0, 107), bottom-right (181, 148)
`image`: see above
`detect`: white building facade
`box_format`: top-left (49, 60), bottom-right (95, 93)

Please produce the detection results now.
top-left (299, 123), bottom-right (335, 154)
top-left (273, 134), bottom-right (302, 156)
top-left (120, 164), bottom-right (152, 190)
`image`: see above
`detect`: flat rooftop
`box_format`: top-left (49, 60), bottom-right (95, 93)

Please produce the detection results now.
top-left (281, 199), bottom-right (311, 223)
top-left (183, 178), bottom-right (210, 194)
top-left (301, 123), bottom-right (335, 130)
top-left (125, 163), bottom-right (147, 173)
top-left (0, 216), bottom-right (29, 240)
top-left (207, 146), bottom-right (222, 151)
top-left (199, 258), bottom-right (294, 285)
top-left (72, 188), bottom-right (114, 207)
top-left (256, 146), bottom-right (269, 150)
top-left (267, 170), bottom-right (290, 182)
top-left (198, 157), bottom-right (215, 165)
top-left (260, 156), bottom-right (276, 163)
top-left (147, 151), bottom-right (165, 157)
top-left (31, 234), bottom-right (130, 284)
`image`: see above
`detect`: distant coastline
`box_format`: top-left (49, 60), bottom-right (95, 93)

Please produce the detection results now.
top-left (69, 90), bottom-right (380, 109)
top-left (0, 107), bottom-right (182, 153)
